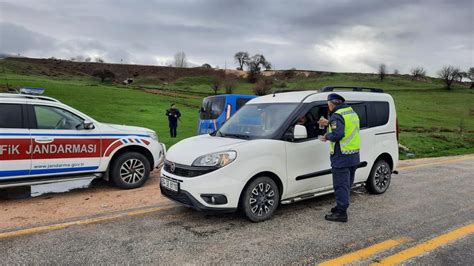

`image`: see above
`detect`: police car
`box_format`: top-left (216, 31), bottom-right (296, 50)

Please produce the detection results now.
top-left (161, 86), bottom-right (399, 222)
top-left (0, 89), bottom-right (166, 189)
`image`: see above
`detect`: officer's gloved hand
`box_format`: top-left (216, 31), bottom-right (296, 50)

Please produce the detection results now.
top-left (318, 117), bottom-right (329, 126)
top-left (318, 135), bottom-right (327, 142)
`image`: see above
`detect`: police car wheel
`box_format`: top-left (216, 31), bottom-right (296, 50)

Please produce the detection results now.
top-left (240, 176), bottom-right (280, 223)
top-left (366, 160), bottom-right (391, 194)
top-left (110, 152), bottom-right (150, 189)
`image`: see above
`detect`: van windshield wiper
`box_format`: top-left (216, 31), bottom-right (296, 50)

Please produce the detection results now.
top-left (220, 133), bottom-right (250, 139)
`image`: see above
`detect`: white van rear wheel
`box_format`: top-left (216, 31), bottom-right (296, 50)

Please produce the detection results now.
top-left (366, 160), bottom-right (391, 194)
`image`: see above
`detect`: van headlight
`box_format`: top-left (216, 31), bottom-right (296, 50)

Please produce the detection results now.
top-left (192, 151), bottom-right (237, 168)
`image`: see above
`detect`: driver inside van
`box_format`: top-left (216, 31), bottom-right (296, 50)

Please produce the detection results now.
top-left (297, 115), bottom-right (318, 139)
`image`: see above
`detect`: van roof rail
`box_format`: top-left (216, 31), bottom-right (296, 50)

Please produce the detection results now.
top-left (272, 89), bottom-right (311, 94)
top-left (319, 86), bottom-right (384, 93)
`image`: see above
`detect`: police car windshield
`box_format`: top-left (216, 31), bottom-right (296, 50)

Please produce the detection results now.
top-left (217, 103), bottom-right (298, 139)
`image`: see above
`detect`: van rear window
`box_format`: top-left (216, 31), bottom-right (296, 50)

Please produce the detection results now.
top-left (0, 104), bottom-right (23, 128)
top-left (368, 102), bottom-right (390, 127)
top-left (348, 101), bottom-right (389, 129)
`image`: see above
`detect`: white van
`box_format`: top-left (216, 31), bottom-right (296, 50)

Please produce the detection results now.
top-left (161, 87), bottom-right (399, 222)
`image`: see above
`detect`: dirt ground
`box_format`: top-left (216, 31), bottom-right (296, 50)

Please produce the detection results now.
top-left (1, 154), bottom-right (472, 231)
top-left (0, 170), bottom-right (169, 231)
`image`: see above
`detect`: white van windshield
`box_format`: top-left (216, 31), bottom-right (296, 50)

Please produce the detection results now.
top-left (217, 103), bottom-right (298, 139)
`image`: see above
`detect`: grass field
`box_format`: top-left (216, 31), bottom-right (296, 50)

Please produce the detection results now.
top-left (1, 59), bottom-right (473, 159)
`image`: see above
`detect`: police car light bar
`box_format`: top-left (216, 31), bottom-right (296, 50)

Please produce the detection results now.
top-left (19, 87), bottom-right (45, 95)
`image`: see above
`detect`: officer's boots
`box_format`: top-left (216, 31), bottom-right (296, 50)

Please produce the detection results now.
top-left (325, 210), bottom-right (348, 223)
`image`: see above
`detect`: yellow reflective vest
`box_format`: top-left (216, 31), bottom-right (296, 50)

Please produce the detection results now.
top-left (327, 107), bottom-right (360, 155)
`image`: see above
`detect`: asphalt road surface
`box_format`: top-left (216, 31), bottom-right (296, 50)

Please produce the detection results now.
top-left (1, 158), bottom-right (473, 265)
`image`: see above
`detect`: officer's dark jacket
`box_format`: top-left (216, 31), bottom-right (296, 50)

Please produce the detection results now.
top-left (325, 104), bottom-right (360, 168)
top-left (166, 108), bottom-right (181, 125)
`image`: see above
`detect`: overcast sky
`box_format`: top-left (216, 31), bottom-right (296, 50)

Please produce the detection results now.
top-left (0, 0), bottom-right (472, 75)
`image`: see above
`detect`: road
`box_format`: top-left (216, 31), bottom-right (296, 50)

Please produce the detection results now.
top-left (1, 157), bottom-right (473, 264)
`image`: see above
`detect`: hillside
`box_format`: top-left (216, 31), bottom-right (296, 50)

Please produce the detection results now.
top-left (1, 57), bottom-right (473, 158)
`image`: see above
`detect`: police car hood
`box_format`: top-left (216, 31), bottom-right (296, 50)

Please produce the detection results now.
top-left (166, 134), bottom-right (247, 165)
top-left (102, 123), bottom-right (152, 134)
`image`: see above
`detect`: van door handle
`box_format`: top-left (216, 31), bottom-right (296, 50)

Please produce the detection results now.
top-left (34, 137), bottom-right (54, 144)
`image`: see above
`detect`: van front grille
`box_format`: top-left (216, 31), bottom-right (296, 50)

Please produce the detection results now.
top-left (163, 160), bottom-right (217, 177)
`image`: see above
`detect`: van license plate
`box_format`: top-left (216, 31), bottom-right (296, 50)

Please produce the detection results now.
top-left (161, 177), bottom-right (179, 192)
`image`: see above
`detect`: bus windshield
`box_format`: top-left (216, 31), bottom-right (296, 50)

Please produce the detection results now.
top-left (217, 103), bottom-right (298, 139)
top-left (200, 96), bottom-right (225, 120)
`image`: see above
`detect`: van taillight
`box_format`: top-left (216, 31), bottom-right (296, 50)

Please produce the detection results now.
top-left (396, 117), bottom-right (400, 142)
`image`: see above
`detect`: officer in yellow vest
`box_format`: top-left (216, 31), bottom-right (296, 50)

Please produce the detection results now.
top-left (318, 93), bottom-right (360, 222)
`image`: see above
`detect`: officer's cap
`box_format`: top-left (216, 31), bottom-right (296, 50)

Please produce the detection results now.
top-left (327, 93), bottom-right (345, 102)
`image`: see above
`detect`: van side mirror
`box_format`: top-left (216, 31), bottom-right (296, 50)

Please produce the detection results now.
top-left (83, 120), bottom-right (95, 130)
top-left (294, 125), bottom-right (307, 140)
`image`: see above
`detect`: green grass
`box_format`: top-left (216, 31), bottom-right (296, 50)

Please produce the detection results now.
top-left (1, 59), bottom-right (473, 158)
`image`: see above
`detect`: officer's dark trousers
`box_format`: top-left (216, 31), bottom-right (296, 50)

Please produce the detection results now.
top-left (169, 124), bottom-right (177, 138)
top-left (332, 166), bottom-right (357, 213)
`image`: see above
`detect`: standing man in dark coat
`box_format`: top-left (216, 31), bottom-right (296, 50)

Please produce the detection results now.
top-left (318, 93), bottom-right (361, 222)
top-left (166, 103), bottom-right (181, 138)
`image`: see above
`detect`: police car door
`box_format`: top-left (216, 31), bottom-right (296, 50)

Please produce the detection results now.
top-left (285, 105), bottom-right (332, 198)
top-left (0, 102), bottom-right (32, 180)
top-left (28, 104), bottom-right (101, 177)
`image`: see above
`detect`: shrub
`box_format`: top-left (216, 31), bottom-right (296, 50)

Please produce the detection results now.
top-left (410, 67), bottom-right (426, 79)
top-left (223, 78), bottom-right (236, 94)
top-left (275, 81), bottom-right (287, 88)
top-left (92, 69), bottom-right (115, 82)
top-left (253, 79), bottom-right (273, 96)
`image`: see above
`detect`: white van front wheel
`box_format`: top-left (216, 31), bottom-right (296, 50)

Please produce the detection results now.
top-left (241, 176), bottom-right (280, 222)
top-left (366, 160), bottom-right (392, 194)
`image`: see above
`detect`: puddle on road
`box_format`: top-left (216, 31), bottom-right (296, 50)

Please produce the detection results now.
top-left (31, 179), bottom-right (94, 197)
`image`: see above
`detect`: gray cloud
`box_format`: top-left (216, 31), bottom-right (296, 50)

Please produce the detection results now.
top-left (0, 0), bottom-right (472, 75)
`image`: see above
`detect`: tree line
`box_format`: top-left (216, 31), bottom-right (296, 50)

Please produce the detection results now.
top-left (378, 64), bottom-right (474, 90)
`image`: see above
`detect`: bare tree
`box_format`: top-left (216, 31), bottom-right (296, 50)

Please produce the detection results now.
top-left (379, 64), bottom-right (386, 81)
top-left (456, 71), bottom-right (467, 82)
top-left (174, 52), bottom-right (187, 68)
top-left (211, 78), bottom-right (221, 95)
top-left (438, 65), bottom-right (460, 90)
top-left (85, 57), bottom-right (92, 62)
top-left (467, 67), bottom-right (474, 89)
top-left (234, 52), bottom-right (249, 70)
top-left (410, 67), bottom-right (426, 79)
top-left (393, 69), bottom-right (399, 75)
top-left (201, 63), bottom-right (212, 69)
top-left (247, 54), bottom-right (272, 83)
top-left (95, 57), bottom-right (105, 63)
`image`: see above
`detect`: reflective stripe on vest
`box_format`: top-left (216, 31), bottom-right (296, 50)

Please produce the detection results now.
top-left (328, 107), bottom-right (361, 155)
